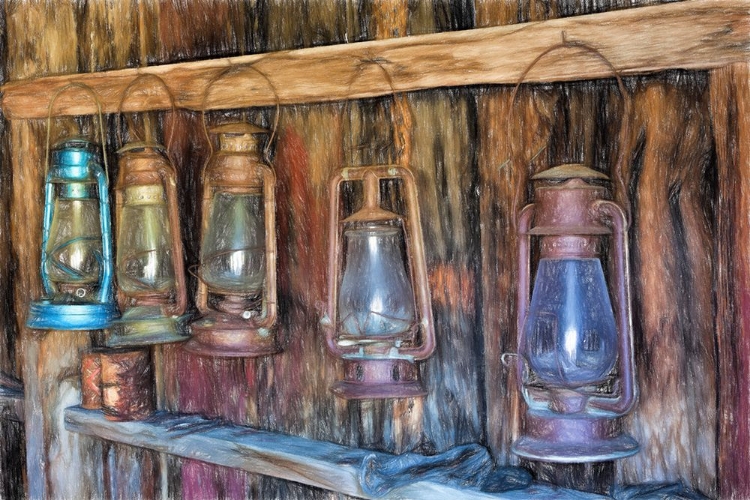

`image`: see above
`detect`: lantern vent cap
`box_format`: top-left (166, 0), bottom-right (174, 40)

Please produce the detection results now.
top-left (209, 123), bottom-right (267, 136)
top-left (343, 207), bottom-right (401, 224)
top-left (117, 141), bottom-right (167, 155)
top-left (532, 164), bottom-right (609, 181)
top-left (53, 135), bottom-right (100, 151)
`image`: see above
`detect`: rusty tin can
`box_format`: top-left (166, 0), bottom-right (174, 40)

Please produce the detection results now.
top-left (101, 348), bottom-right (154, 421)
top-left (81, 350), bottom-right (104, 410)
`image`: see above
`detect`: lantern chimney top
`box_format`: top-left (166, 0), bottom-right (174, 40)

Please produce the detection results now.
top-left (210, 123), bottom-right (266, 153)
top-left (532, 164), bottom-right (609, 182)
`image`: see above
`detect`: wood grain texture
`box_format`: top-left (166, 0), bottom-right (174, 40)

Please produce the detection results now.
top-left (412, 88), bottom-right (484, 453)
top-left (2, 0), bottom-right (749, 119)
top-left (5, 2), bottom-right (106, 498)
top-left (412, 0), bottom-right (484, 456)
top-left (254, 2), bottom-right (350, 498)
top-left (0, 387), bottom-right (24, 500)
top-left (617, 74), bottom-right (717, 497)
top-left (152, 3), bottom-right (258, 499)
top-left (84, 3), bottom-right (160, 499)
top-left (710, 63), bottom-right (750, 500)
top-left (0, 1), bottom-right (737, 498)
top-left (0, 4), bottom-right (15, 382)
top-left (0, 6), bottom-right (25, 496)
top-left (476, 0), bottom-right (560, 470)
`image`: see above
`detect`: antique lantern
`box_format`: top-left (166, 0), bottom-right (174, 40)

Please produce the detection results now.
top-left (322, 166), bottom-right (435, 399)
top-left (106, 141), bottom-right (189, 346)
top-left (27, 135), bottom-right (117, 330)
top-left (513, 164), bottom-right (638, 462)
top-left (185, 123), bottom-right (278, 357)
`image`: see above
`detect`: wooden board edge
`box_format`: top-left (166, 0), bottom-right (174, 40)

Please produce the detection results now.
top-left (2, 0), bottom-right (749, 119)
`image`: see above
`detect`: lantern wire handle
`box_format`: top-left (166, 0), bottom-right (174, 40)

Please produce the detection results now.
top-left (45, 82), bottom-right (110, 184)
top-left (343, 56), bottom-right (412, 169)
top-left (507, 34), bottom-right (632, 220)
top-left (200, 64), bottom-right (281, 165)
top-left (116, 73), bottom-right (178, 151)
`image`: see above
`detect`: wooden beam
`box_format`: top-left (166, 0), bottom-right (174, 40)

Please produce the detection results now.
top-left (2, 0), bottom-right (749, 119)
top-left (64, 407), bottom-right (604, 500)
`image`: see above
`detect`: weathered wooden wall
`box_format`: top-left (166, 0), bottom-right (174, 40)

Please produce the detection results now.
top-left (0, 4), bottom-right (26, 498)
top-left (1, 0), bottom-right (743, 499)
top-left (711, 63), bottom-right (750, 500)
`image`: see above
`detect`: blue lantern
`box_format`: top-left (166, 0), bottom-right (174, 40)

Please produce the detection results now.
top-left (27, 136), bottom-right (118, 330)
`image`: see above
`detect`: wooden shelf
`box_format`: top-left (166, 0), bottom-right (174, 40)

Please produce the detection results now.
top-left (64, 407), bottom-right (604, 500)
top-left (0, 386), bottom-right (23, 422)
top-left (2, 0), bottom-right (748, 120)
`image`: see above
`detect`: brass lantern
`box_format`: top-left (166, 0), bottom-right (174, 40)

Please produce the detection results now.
top-left (322, 166), bottom-right (435, 399)
top-left (185, 123), bottom-right (278, 357)
top-left (107, 141), bottom-right (189, 346)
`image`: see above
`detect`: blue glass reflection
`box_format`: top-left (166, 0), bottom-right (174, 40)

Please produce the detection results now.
top-left (523, 258), bottom-right (617, 387)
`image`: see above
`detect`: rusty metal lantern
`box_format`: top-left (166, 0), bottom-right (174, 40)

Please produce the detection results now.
top-left (185, 122), bottom-right (278, 357)
top-left (107, 75), bottom-right (190, 347)
top-left (322, 166), bottom-right (435, 399)
top-left (513, 164), bottom-right (638, 462)
top-left (185, 65), bottom-right (280, 357)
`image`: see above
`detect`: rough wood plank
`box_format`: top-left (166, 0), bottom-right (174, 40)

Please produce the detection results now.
top-left (0, 373), bottom-right (24, 500)
top-left (5, 2), bottom-right (108, 498)
top-left (254, 3), bottom-right (352, 498)
top-left (0, 8), bottom-right (24, 497)
top-left (156, 3), bottom-right (259, 499)
top-left (2, 0), bottom-right (749, 119)
top-left (83, 3), bottom-right (161, 499)
top-left (617, 74), bottom-right (716, 496)
top-left (0, 386), bottom-right (24, 422)
top-left (64, 407), bottom-right (605, 500)
top-left (407, 77), bottom-right (483, 455)
top-left (710, 63), bottom-right (750, 500)
top-left (0, 15), bottom-right (16, 386)
top-left (476, 0), bottom-right (560, 469)
top-left (263, 102), bottom-right (348, 499)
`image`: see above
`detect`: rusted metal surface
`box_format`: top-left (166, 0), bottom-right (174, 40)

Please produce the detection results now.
top-left (323, 166), bottom-right (435, 400)
top-left (515, 167), bottom-right (637, 464)
top-left (80, 350), bottom-right (103, 410)
top-left (187, 124), bottom-right (279, 358)
top-left (101, 349), bottom-right (154, 422)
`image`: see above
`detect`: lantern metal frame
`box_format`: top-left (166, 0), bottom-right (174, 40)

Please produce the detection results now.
top-left (107, 143), bottom-right (190, 346)
top-left (185, 122), bottom-right (279, 357)
top-left (107, 74), bottom-right (190, 347)
top-left (322, 165), bottom-right (435, 400)
top-left (513, 165), bottom-right (638, 463)
top-left (504, 39), bottom-right (639, 463)
top-left (27, 83), bottom-right (118, 331)
top-left (184, 64), bottom-right (281, 358)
